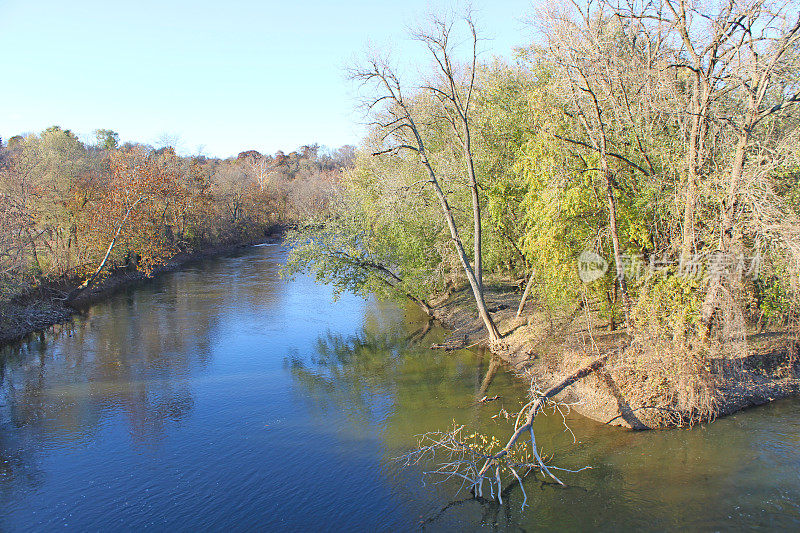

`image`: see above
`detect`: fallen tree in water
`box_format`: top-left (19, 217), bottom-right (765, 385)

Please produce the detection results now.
top-left (404, 272), bottom-right (799, 506)
top-left (399, 351), bottom-right (611, 508)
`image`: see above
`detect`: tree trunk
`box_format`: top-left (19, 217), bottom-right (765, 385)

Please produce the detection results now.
top-left (67, 197), bottom-right (143, 302)
top-left (463, 134), bottom-right (484, 293)
top-left (425, 164), bottom-right (501, 341)
top-left (682, 73), bottom-right (706, 260)
top-left (516, 270), bottom-right (536, 318)
top-left (405, 112), bottom-right (501, 342)
top-left (701, 114), bottom-right (752, 327)
top-left (603, 165), bottom-right (632, 333)
top-left (571, 71), bottom-right (632, 333)
top-left (721, 129), bottom-right (749, 254)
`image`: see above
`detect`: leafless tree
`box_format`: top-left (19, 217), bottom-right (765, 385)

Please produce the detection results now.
top-left (351, 12), bottom-right (502, 343)
top-left (626, 0), bottom-right (800, 326)
top-left (399, 352), bottom-right (608, 508)
top-left (637, 0), bottom-right (800, 261)
top-left (242, 153), bottom-right (277, 192)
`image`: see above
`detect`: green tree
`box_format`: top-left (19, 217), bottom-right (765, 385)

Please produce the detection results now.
top-left (94, 129), bottom-right (119, 150)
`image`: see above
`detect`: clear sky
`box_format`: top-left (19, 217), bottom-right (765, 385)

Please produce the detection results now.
top-left (0, 0), bottom-right (535, 158)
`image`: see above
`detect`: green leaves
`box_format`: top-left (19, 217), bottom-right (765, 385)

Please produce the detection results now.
top-left (283, 157), bottom-right (443, 307)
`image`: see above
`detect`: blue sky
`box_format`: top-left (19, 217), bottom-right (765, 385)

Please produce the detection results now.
top-left (0, 0), bottom-right (534, 158)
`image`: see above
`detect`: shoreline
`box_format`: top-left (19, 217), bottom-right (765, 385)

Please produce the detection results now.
top-left (0, 227), bottom-right (286, 348)
top-left (429, 283), bottom-right (800, 429)
top-left (5, 241), bottom-right (797, 429)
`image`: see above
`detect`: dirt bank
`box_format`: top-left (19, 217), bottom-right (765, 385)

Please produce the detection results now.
top-left (430, 283), bottom-right (800, 429)
top-left (0, 229), bottom-right (285, 347)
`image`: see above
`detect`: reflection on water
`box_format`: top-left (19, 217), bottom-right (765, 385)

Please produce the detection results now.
top-left (1, 245), bottom-right (799, 531)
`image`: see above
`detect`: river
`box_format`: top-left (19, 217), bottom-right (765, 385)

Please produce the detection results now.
top-left (1, 244), bottom-right (799, 530)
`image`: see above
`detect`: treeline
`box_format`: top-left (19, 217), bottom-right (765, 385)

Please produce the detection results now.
top-left (0, 126), bottom-right (354, 300)
top-left (286, 1), bottom-right (800, 421)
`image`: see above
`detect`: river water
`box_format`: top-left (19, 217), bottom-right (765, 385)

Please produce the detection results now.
top-left (1, 244), bottom-right (799, 531)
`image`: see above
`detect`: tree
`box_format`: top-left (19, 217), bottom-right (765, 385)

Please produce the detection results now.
top-left (628, 0), bottom-right (800, 263)
top-left (351, 12), bottom-right (502, 343)
top-left (94, 129), bottom-right (119, 150)
top-left (614, 0), bottom-right (800, 329)
top-left (7, 136), bottom-right (24, 149)
top-left (473, 60), bottom-right (534, 279)
top-left (283, 151), bottom-right (441, 316)
top-left (0, 193), bottom-right (32, 297)
top-left (538, 1), bottom-right (672, 332)
top-left (0, 127), bottom-right (90, 276)
top-left (70, 147), bottom-right (180, 298)
top-left (240, 151), bottom-right (276, 192)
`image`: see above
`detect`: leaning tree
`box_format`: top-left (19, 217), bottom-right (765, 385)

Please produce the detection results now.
top-left (351, 12), bottom-right (502, 343)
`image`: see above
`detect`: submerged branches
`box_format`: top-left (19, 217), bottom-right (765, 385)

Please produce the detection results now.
top-left (397, 353), bottom-right (608, 508)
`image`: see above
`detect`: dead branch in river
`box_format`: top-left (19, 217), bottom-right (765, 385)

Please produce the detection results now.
top-left (398, 352), bottom-right (610, 508)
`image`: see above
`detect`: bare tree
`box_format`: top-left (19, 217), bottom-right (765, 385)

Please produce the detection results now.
top-left (351, 13), bottom-right (502, 343)
top-left (242, 153), bottom-right (277, 192)
top-left (629, 0), bottom-right (800, 326)
top-left (400, 352), bottom-right (609, 508)
top-left (642, 0), bottom-right (800, 260)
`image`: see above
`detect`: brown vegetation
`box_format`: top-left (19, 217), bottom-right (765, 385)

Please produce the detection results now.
top-left (0, 128), bottom-right (353, 343)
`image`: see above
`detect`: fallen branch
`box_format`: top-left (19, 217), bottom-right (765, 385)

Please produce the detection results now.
top-left (398, 352), bottom-right (610, 508)
top-left (475, 353), bottom-right (609, 486)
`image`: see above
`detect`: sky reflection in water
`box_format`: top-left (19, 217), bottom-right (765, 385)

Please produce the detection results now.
top-left (1, 245), bottom-right (799, 531)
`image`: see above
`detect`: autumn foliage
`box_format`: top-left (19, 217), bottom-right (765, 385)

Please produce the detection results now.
top-left (0, 128), bottom-right (353, 296)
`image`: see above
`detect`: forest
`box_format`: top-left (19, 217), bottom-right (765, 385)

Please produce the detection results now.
top-left (0, 125), bottom-right (353, 327)
top-left (285, 0), bottom-right (800, 428)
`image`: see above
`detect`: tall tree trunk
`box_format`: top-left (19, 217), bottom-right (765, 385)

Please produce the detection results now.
top-left (701, 111), bottom-right (753, 326)
top-left (422, 154), bottom-right (501, 341)
top-left (463, 133), bottom-right (484, 293)
top-left (602, 161), bottom-right (633, 333)
top-left (359, 24), bottom-right (502, 343)
top-left (721, 128), bottom-right (750, 254)
top-left (682, 73), bottom-right (705, 260)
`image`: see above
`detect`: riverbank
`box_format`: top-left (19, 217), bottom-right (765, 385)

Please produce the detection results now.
top-left (0, 227), bottom-right (286, 347)
top-left (7, 242), bottom-right (798, 531)
top-left (430, 283), bottom-right (800, 429)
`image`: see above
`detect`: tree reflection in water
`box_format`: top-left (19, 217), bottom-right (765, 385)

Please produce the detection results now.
top-left (287, 305), bottom-right (534, 512)
top-left (0, 249), bottom-right (285, 492)
top-left (286, 302), bottom-right (800, 529)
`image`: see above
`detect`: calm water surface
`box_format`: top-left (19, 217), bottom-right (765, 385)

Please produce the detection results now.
top-left (1, 245), bottom-right (799, 531)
